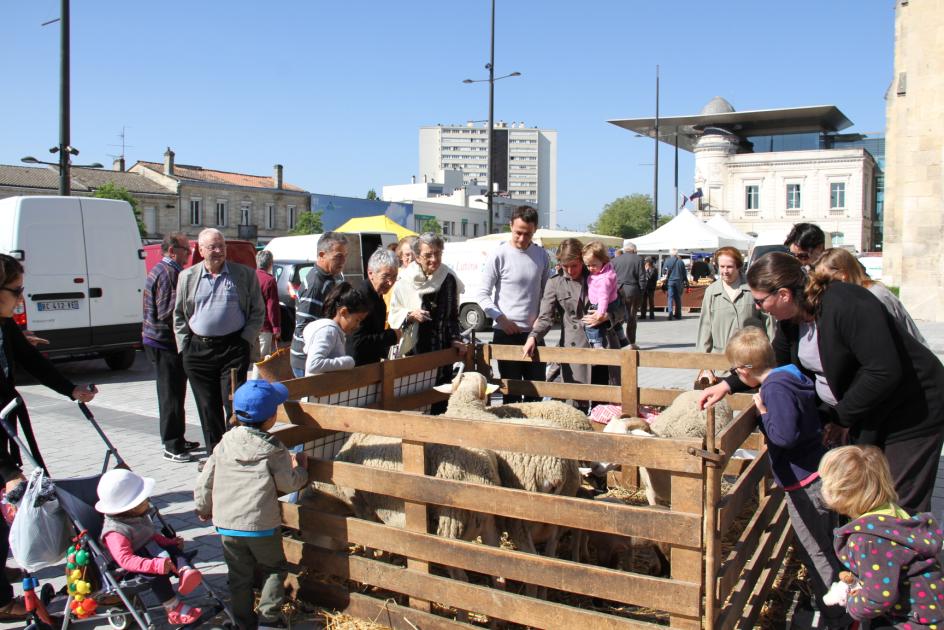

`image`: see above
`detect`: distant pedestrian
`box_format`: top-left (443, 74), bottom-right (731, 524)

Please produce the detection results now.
top-left (289, 232), bottom-right (348, 378)
top-left (640, 257), bottom-right (657, 320)
top-left (690, 255), bottom-right (715, 282)
top-left (144, 232), bottom-right (198, 463)
top-left (174, 229), bottom-right (264, 457)
top-left (784, 223), bottom-right (826, 269)
top-left (696, 246), bottom-right (772, 354)
top-left (474, 206), bottom-right (549, 403)
top-left (350, 248), bottom-right (399, 365)
top-left (396, 235), bottom-right (417, 269)
top-left (611, 241), bottom-right (646, 347)
top-left (194, 380), bottom-right (308, 630)
top-left (303, 282), bottom-right (369, 375)
top-left (662, 248), bottom-right (688, 320)
top-left (253, 250), bottom-right (281, 362)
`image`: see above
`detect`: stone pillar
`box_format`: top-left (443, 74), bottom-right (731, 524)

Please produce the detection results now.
top-left (163, 147), bottom-right (175, 176)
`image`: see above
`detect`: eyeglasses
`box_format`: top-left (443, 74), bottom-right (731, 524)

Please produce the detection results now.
top-left (753, 292), bottom-right (776, 308)
top-left (789, 249), bottom-right (812, 262)
top-left (731, 364), bottom-right (753, 372)
top-left (0, 286), bottom-right (24, 298)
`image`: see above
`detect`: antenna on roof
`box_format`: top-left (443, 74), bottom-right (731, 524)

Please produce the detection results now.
top-left (106, 126), bottom-right (134, 161)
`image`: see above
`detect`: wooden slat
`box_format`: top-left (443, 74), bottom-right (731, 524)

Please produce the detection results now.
top-left (717, 405), bottom-right (760, 462)
top-left (269, 424), bottom-right (328, 448)
top-left (385, 389), bottom-right (448, 411)
top-left (388, 348), bottom-right (461, 378)
top-left (717, 451), bottom-right (770, 534)
top-left (488, 343), bottom-right (623, 366)
top-left (669, 471), bottom-right (704, 630)
top-left (308, 459), bottom-right (702, 546)
top-left (342, 592), bottom-right (481, 630)
top-left (621, 349), bottom-right (639, 414)
top-left (287, 403), bottom-right (704, 473)
top-left (282, 504), bottom-right (702, 616)
top-left (284, 538), bottom-right (666, 630)
top-left (282, 363), bottom-right (382, 400)
top-left (715, 499), bottom-right (791, 630)
top-left (716, 490), bottom-right (785, 598)
top-left (402, 439), bottom-right (430, 612)
top-left (728, 512), bottom-right (792, 630)
top-left (637, 350), bottom-right (732, 371)
top-left (501, 379), bottom-right (621, 403)
top-left (725, 394), bottom-right (756, 413)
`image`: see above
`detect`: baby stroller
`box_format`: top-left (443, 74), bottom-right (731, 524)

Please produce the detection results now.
top-left (1, 397), bottom-right (237, 630)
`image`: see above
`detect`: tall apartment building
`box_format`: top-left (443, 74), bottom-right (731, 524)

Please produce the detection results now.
top-left (419, 121), bottom-right (558, 229)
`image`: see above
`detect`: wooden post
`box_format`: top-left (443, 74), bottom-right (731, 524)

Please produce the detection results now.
top-left (704, 406), bottom-right (721, 630)
top-left (402, 439), bottom-right (430, 612)
top-left (670, 468), bottom-right (704, 629)
top-left (380, 359), bottom-right (395, 410)
top-left (618, 349), bottom-right (641, 489)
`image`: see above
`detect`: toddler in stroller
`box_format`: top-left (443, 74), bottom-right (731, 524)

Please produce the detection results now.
top-left (95, 468), bottom-right (203, 625)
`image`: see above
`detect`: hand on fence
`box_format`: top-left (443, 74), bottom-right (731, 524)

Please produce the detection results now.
top-left (293, 452), bottom-right (309, 469)
top-left (697, 381), bottom-right (731, 409)
top-left (522, 336), bottom-right (537, 359)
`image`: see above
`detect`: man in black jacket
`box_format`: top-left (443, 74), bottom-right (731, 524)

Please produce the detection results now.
top-left (610, 242), bottom-right (646, 347)
top-left (349, 248), bottom-right (399, 365)
top-left (289, 232), bottom-right (348, 377)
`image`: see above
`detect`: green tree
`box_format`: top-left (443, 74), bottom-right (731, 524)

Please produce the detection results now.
top-left (93, 181), bottom-right (146, 238)
top-left (366, 189), bottom-right (378, 200)
top-left (291, 210), bottom-right (324, 235)
top-left (588, 193), bottom-right (662, 239)
top-left (419, 218), bottom-right (442, 234)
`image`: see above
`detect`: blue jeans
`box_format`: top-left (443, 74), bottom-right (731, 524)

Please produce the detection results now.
top-left (666, 282), bottom-right (683, 318)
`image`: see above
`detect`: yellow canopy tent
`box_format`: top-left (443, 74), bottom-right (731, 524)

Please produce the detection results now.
top-left (336, 215), bottom-right (417, 240)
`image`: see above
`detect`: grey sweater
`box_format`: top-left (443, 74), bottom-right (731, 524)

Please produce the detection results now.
top-left (475, 242), bottom-right (549, 331)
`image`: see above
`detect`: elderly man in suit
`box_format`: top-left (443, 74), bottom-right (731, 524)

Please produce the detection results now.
top-left (174, 228), bottom-right (264, 459)
top-left (610, 241), bottom-right (646, 348)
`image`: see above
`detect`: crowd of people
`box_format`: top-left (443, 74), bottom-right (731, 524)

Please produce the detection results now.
top-left (0, 212), bottom-right (940, 628)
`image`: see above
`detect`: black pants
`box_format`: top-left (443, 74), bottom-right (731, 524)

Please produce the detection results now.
top-left (882, 430), bottom-right (944, 514)
top-left (182, 334), bottom-right (250, 453)
top-left (640, 290), bottom-right (655, 318)
top-left (620, 288), bottom-right (642, 344)
top-left (145, 346), bottom-right (189, 453)
top-left (492, 330), bottom-right (545, 404)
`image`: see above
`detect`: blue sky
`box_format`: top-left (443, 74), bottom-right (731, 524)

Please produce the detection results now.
top-left (1, 1), bottom-right (893, 230)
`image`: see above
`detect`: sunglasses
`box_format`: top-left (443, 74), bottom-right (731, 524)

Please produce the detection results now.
top-left (753, 292), bottom-right (775, 308)
top-left (0, 286), bottom-right (24, 298)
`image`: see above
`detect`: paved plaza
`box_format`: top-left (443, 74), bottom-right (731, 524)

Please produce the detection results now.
top-left (5, 313), bottom-right (944, 628)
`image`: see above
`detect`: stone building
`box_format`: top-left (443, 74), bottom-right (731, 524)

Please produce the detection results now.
top-left (129, 148), bottom-right (311, 243)
top-left (0, 162), bottom-right (177, 238)
top-left (881, 0), bottom-right (944, 321)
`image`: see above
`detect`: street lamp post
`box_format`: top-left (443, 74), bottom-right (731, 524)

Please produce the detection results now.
top-left (22, 154), bottom-right (103, 188)
top-left (463, 0), bottom-right (520, 234)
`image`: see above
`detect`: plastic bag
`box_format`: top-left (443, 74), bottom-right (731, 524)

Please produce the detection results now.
top-left (9, 469), bottom-right (72, 572)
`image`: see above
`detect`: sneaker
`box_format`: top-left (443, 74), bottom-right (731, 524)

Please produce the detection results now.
top-left (181, 440), bottom-right (200, 452)
top-left (176, 568), bottom-right (203, 596)
top-left (163, 449), bottom-right (191, 463)
top-left (166, 602), bottom-right (201, 626)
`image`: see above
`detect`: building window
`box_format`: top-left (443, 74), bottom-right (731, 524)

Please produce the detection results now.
top-left (288, 205), bottom-right (297, 229)
top-left (443, 221), bottom-right (450, 236)
top-left (473, 223), bottom-right (479, 237)
top-left (786, 184), bottom-right (801, 211)
top-left (189, 199), bottom-right (202, 225)
top-left (830, 182), bottom-right (846, 210)
top-left (266, 203), bottom-right (275, 229)
top-left (745, 185), bottom-right (760, 211)
top-left (831, 231), bottom-right (845, 246)
top-left (240, 203), bottom-right (251, 225)
top-left (143, 206), bottom-right (156, 234)
top-left (461, 221), bottom-right (467, 237)
top-left (216, 200), bottom-right (227, 227)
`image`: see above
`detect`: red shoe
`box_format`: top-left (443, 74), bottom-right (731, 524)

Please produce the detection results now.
top-left (177, 568), bottom-right (203, 596)
top-left (167, 602), bottom-right (201, 625)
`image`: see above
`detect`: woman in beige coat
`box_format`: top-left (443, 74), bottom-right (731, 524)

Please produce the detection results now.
top-left (523, 239), bottom-right (620, 385)
top-left (696, 246), bottom-right (772, 353)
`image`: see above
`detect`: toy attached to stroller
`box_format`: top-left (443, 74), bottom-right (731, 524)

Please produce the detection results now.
top-left (1, 398), bottom-right (236, 630)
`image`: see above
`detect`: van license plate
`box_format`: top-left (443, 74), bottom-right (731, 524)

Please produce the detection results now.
top-left (37, 300), bottom-right (80, 312)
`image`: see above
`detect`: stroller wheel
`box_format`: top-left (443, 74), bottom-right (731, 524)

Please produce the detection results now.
top-left (106, 608), bottom-right (129, 630)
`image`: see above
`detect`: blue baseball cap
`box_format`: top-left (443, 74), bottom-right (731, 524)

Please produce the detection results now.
top-left (233, 380), bottom-right (289, 424)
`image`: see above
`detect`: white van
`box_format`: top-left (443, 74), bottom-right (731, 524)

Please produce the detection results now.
top-left (264, 231), bottom-right (398, 282)
top-left (0, 196), bottom-right (145, 369)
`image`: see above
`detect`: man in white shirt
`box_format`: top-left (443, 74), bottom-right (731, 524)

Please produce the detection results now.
top-left (475, 206), bottom-right (549, 403)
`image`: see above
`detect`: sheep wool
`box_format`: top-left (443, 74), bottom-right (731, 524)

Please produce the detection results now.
top-left (649, 390), bottom-right (734, 439)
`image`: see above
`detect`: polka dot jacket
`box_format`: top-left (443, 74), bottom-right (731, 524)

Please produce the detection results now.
top-left (834, 505), bottom-right (944, 629)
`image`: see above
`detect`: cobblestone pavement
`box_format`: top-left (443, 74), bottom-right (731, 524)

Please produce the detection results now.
top-left (5, 313), bottom-right (944, 629)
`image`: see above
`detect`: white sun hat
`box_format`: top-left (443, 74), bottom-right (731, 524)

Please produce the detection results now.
top-left (95, 468), bottom-right (156, 516)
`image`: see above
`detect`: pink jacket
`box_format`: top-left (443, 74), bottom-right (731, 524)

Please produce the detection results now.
top-left (103, 531), bottom-right (177, 575)
top-left (587, 263), bottom-right (617, 315)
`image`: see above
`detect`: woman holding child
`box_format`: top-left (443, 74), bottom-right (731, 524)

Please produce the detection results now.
top-left (699, 252), bottom-right (944, 515)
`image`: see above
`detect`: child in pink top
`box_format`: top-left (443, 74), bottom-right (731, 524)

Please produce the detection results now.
top-left (95, 469), bottom-right (203, 626)
top-left (582, 242), bottom-right (628, 348)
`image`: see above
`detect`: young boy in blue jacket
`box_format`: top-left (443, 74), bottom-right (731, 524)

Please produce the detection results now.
top-left (725, 327), bottom-right (848, 628)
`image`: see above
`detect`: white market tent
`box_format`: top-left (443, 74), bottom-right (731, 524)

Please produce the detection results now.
top-left (469, 228), bottom-right (624, 249)
top-left (627, 209), bottom-right (748, 253)
top-left (706, 214), bottom-right (754, 249)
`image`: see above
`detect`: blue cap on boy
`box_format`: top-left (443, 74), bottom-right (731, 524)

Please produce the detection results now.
top-left (233, 380), bottom-right (289, 424)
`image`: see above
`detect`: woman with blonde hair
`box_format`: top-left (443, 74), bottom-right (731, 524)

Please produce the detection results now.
top-left (696, 246), bottom-right (773, 354)
top-left (813, 247), bottom-right (927, 347)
